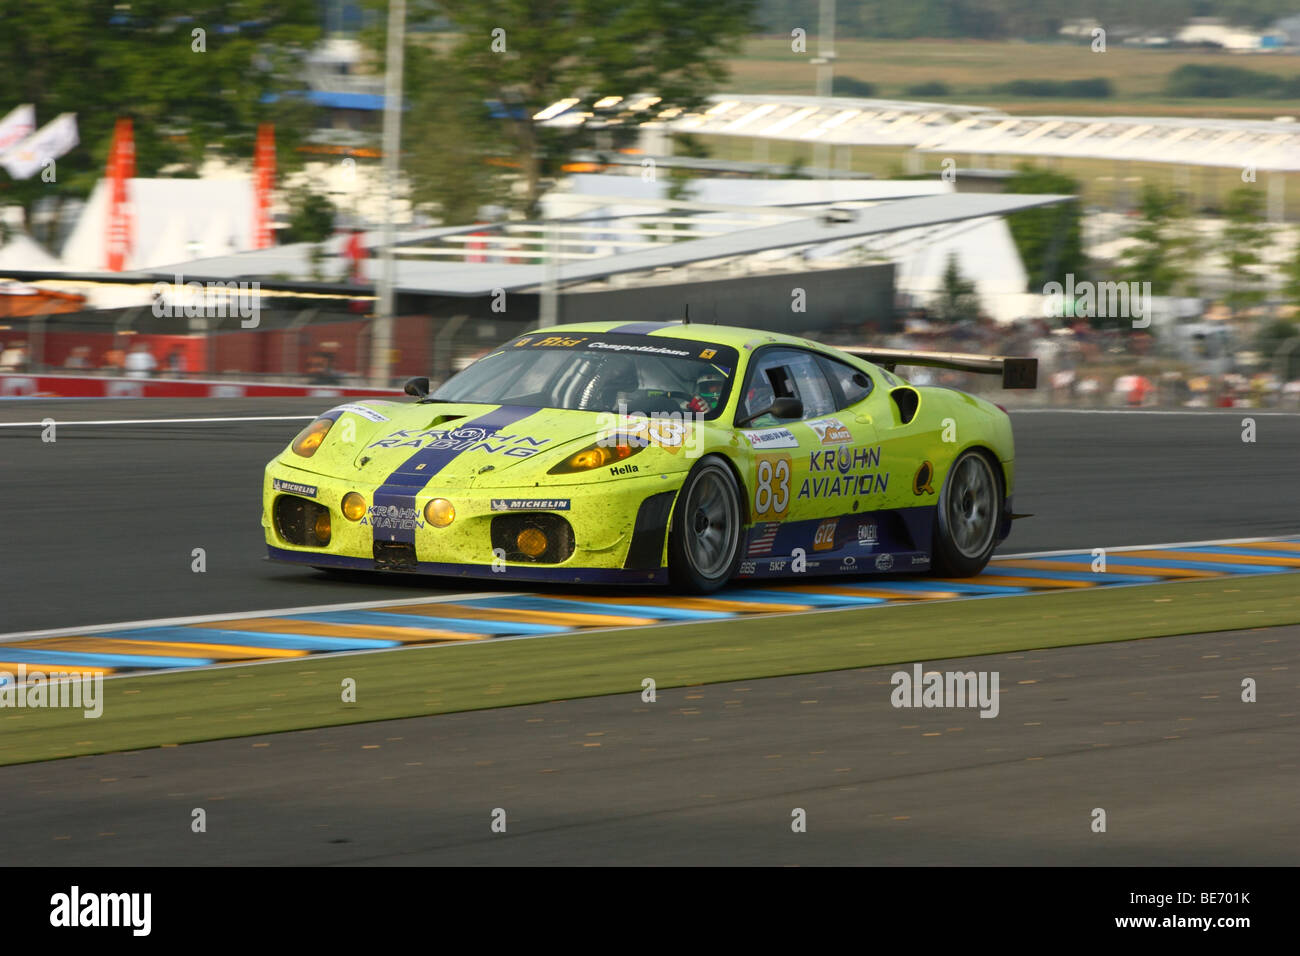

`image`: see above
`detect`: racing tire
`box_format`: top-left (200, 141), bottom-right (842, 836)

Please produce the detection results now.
top-left (930, 449), bottom-right (1003, 578)
top-left (667, 456), bottom-right (743, 594)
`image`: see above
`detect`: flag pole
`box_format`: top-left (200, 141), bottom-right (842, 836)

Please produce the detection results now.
top-left (371, 0), bottom-right (406, 387)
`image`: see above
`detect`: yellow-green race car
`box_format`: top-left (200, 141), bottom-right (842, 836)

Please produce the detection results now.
top-left (263, 321), bottom-right (1036, 593)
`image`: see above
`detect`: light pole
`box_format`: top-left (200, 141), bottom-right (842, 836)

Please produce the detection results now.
top-left (371, 0), bottom-right (406, 386)
top-left (811, 0), bottom-right (835, 179)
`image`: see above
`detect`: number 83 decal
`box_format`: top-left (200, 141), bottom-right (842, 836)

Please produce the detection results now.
top-left (753, 453), bottom-right (791, 520)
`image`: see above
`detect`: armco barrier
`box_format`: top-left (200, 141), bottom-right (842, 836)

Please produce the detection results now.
top-left (0, 373), bottom-right (402, 399)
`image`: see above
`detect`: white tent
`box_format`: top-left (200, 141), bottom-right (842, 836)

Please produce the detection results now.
top-left (60, 177), bottom-right (256, 272)
top-left (0, 231), bottom-right (63, 270)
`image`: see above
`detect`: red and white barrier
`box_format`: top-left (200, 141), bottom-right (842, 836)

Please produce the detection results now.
top-left (0, 372), bottom-right (402, 399)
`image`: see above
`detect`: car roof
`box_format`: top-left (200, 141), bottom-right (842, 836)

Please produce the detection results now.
top-left (525, 321), bottom-right (834, 355)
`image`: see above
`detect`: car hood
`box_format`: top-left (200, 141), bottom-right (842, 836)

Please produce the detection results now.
top-left (280, 401), bottom-right (708, 486)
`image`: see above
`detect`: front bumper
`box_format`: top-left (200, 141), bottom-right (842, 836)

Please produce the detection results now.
top-left (262, 461), bottom-right (684, 584)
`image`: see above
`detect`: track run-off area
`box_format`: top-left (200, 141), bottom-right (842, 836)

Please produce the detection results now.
top-left (2, 537), bottom-right (1298, 680)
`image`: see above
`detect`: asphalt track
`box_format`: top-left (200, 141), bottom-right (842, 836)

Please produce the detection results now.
top-left (0, 626), bottom-right (1294, 865)
top-left (2, 399), bottom-right (1297, 865)
top-left (2, 399), bottom-right (1297, 633)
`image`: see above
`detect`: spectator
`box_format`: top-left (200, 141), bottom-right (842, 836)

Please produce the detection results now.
top-left (0, 341), bottom-right (29, 371)
top-left (102, 345), bottom-right (126, 373)
top-left (63, 346), bottom-right (92, 369)
top-left (306, 341), bottom-right (341, 385)
top-left (164, 346), bottom-right (186, 376)
top-left (124, 341), bottom-right (158, 379)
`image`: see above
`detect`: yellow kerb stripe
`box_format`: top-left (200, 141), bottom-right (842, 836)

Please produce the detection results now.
top-left (1122, 549), bottom-right (1300, 568)
top-left (0, 662), bottom-right (112, 677)
top-left (193, 618), bottom-right (483, 643)
top-left (7, 637), bottom-right (306, 660)
top-left (382, 603), bottom-right (657, 628)
top-left (766, 584), bottom-right (959, 600)
top-left (992, 559), bottom-right (1221, 578)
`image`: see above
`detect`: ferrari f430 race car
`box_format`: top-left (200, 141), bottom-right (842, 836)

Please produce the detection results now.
top-left (263, 322), bottom-right (1035, 592)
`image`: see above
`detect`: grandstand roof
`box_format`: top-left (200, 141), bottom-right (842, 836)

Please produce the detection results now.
top-left (541, 93), bottom-right (1300, 172)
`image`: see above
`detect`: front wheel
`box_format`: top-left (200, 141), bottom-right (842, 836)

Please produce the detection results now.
top-left (930, 450), bottom-right (1003, 578)
top-left (667, 456), bottom-right (743, 593)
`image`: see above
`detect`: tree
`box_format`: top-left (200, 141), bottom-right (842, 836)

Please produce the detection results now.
top-left (381, 0), bottom-right (758, 219)
top-left (934, 253), bottom-right (981, 322)
top-left (1002, 165), bottom-right (1088, 294)
top-left (1219, 186), bottom-right (1271, 316)
top-left (1284, 228), bottom-right (1300, 308)
top-left (1255, 319), bottom-right (1300, 381)
top-left (281, 186), bottom-right (338, 244)
top-left (1116, 184), bottom-right (1199, 298)
top-left (402, 43), bottom-right (506, 226)
top-left (0, 2), bottom-right (321, 226)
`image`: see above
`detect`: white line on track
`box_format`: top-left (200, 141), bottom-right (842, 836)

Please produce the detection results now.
top-left (999, 534), bottom-right (1298, 559)
top-left (1010, 408), bottom-right (1300, 416)
top-left (3, 533), bottom-right (1294, 647)
top-left (0, 416), bottom-right (316, 428)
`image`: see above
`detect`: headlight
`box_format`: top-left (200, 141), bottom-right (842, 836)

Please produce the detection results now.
top-left (424, 498), bottom-right (455, 527)
top-left (341, 492), bottom-right (367, 521)
top-left (547, 440), bottom-right (646, 475)
top-left (291, 418), bottom-right (333, 458)
top-left (313, 511), bottom-right (331, 544)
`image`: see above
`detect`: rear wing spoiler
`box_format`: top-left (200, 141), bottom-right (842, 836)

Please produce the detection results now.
top-left (837, 346), bottom-right (1038, 390)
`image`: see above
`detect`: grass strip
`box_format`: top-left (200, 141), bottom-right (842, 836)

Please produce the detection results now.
top-left (2, 574), bottom-right (1295, 766)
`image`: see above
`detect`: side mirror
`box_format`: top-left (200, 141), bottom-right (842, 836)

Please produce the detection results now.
top-left (768, 396), bottom-right (803, 420)
top-left (736, 395), bottom-right (803, 428)
top-left (404, 376), bottom-right (430, 399)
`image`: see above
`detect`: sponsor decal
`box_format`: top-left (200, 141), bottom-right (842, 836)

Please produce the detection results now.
top-left (913, 460), bottom-right (936, 496)
top-left (362, 504), bottom-right (425, 531)
top-left (742, 426), bottom-right (799, 450)
top-left (799, 445), bottom-right (888, 500)
top-left (331, 402), bottom-right (390, 423)
top-left (609, 463), bottom-right (640, 476)
top-left (588, 341), bottom-right (690, 357)
top-left (273, 478), bottom-right (318, 497)
top-left (531, 335), bottom-right (589, 348)
top-left (813, 518), bottom-right (838, 552)
top-left (747, 522), bottom-right (780, 556)
top-left (595, 405), bottom-right (701, 455)
top-left (739, 560), bottom-right (757, 575)
top-left (768, 559), bottom-right (787, 572)
top-left (807, 417), bottom-right (853, 445)
top-left (875, 553), bottom-right (894, 571)
top-left (753, 453), bottom-right (792, 520)
top-left (367, 426), bottom-right (550, 457)
top-left (489, 498), bottom-right (572, 512)
top-left (911, 555), bottom-right (929, 566)
top-left (857, 522), bottom-right (878, 548)
top-left (840, 555), bottom-right (858, 570)
top-left (699, 348), bottom-right (716, 359)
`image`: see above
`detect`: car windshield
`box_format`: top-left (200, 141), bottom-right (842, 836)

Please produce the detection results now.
top-left (431, 332), bottom-right (739, 420)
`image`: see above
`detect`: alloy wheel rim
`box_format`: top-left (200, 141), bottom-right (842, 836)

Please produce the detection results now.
top-left (685, 468), bottom-right (738, 578)
top-left (945, 455), bottom-right (997, 559)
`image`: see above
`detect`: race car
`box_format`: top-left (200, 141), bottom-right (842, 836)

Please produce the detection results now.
top-left (263, 321), bottom-right (1035, 593)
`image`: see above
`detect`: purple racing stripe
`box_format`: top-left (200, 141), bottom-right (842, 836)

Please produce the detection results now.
top-left (370, 405), bottom-right (537, 547)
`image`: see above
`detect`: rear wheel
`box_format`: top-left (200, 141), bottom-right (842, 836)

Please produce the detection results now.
top-left (931, 450), bottom-right (1002, 577)
top-left (668, 456), bottom-right (742, 593)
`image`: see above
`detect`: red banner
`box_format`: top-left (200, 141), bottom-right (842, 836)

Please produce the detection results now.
top-left (104, 117), bottom-right (134, 271)
top-left (253, 123), bottom-right (276, 249)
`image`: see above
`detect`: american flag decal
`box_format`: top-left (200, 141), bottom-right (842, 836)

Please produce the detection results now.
top-left (747, 522), bottom-right (780, 556)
